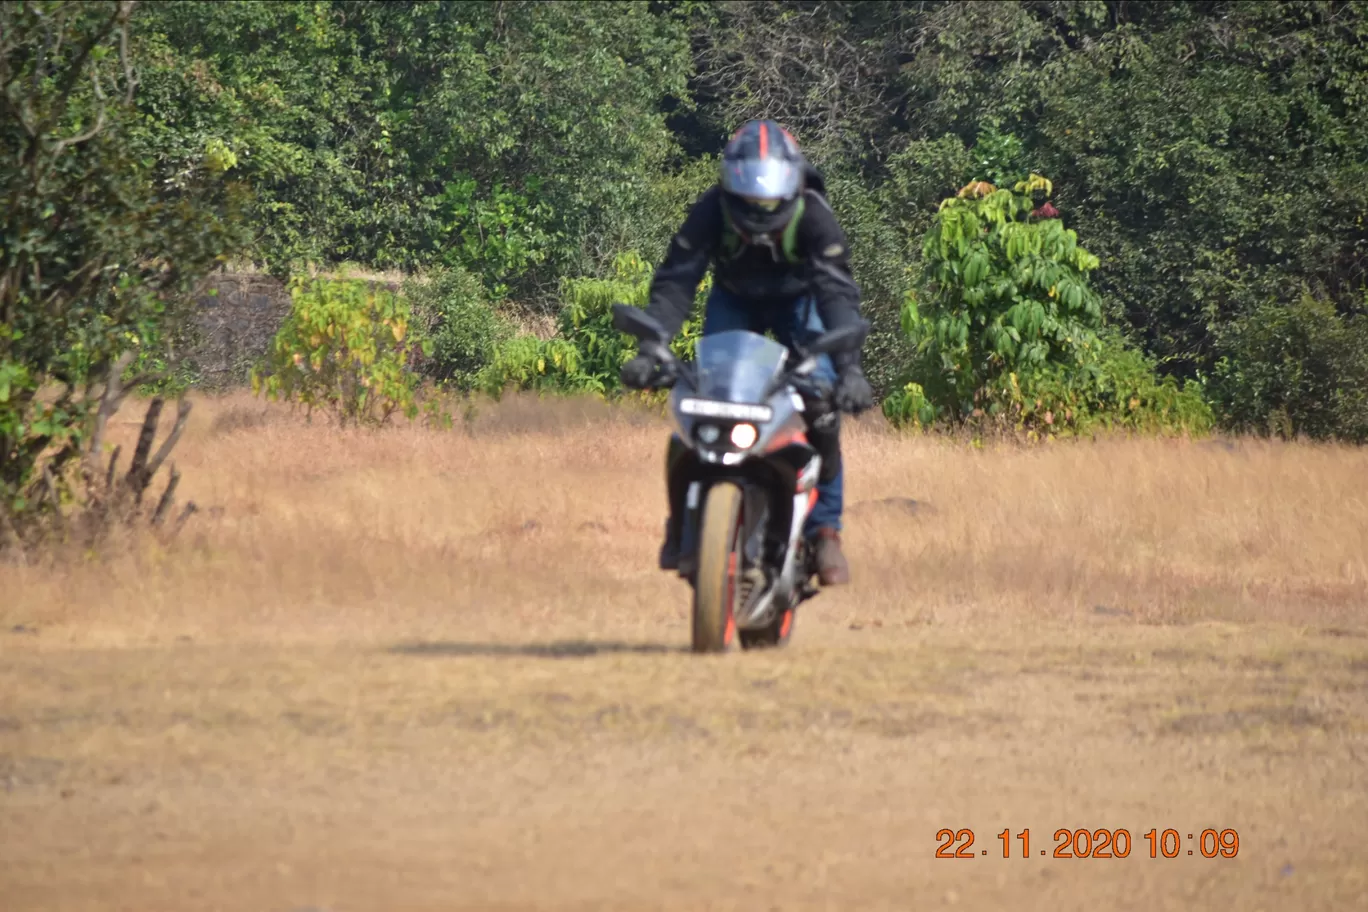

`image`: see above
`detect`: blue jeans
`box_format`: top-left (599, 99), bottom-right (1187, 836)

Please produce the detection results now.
top-left (700, 285), bottom-right (843, 534)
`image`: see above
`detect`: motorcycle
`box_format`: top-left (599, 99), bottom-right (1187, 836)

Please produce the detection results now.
top-left (611, 303), bottom-right (870, 653)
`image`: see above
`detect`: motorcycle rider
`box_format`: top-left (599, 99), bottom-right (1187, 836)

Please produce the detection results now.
top-left (620, 118), bottom-right (873, 586)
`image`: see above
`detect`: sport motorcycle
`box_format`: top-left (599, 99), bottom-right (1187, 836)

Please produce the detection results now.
top-left (612, 303), bottom-right (870, 653)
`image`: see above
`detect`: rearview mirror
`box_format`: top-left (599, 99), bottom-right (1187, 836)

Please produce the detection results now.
top-left (611, 303), bottom-right (669, 345)
top-left (805, 319), bottom-right (871, 356)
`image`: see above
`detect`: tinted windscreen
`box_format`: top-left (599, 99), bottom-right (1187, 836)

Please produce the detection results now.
top-left (691, 331), bottom-right (788, 403)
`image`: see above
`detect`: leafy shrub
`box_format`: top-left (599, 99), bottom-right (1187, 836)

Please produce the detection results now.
top-left (1209, 296), bottom-right (1368, 443)
top-left (479, 252), bottom-right (705, 397)
top-left (252, 274), bottom-right (432, 426)
top-left (1, 1), bottom-right (244, 538)
top-left (882, 332), bottom-right (1213, 438)
top-left (403, 266), bottom-right (512, 390)
top-left (887, 175), bottom-right (1211, 437)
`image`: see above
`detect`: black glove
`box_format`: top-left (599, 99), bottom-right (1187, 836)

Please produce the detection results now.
top-left (620, 346), bottom-right (675, 390)
top-left (834, 365), bottom-right (874, 415)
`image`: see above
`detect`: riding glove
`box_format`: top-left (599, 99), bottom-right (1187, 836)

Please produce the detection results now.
top-left (620, 348), bottom-right (675, 390)
top-left (834, 366), bottom-right (874, 415)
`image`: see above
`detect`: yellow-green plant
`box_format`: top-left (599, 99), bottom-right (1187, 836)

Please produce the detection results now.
top-left (252, 274), bottom-right (433, 426)
top-left (890, 175), bottom-right (1211, 437)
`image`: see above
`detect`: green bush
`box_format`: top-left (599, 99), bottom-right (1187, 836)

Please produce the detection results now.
top-left (886, 175), bottom-right (1212, 437)
top-left (1209, 296), bottom-right (1368, 443)
top-left (252, 274), bottom-right (432, 426)
top-left (403, 266), bottom-right (512, 391)
top-left (882, 332), bottom-right (1213, 438)
top-left (479, 252), bottom-right (706, 397)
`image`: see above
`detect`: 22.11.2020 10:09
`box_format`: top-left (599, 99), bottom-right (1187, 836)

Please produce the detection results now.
top-left (935, 828), bottom-right (1241, 859)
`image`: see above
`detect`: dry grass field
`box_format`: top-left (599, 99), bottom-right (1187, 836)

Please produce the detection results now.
top-left (2, 391), bottom-right (1366, 911)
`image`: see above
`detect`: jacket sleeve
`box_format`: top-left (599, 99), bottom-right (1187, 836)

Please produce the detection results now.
top-left (643, 188), bottom-right (722, 341)
top-left (800, 191), bottom-right (865, 370)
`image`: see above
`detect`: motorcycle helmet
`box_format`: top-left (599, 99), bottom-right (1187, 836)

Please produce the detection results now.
top-left (719, 119), bottom-right (806, 236)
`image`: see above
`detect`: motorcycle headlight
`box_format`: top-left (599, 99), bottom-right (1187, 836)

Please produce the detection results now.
top-left (730, 423), bottom-right (758, 449)
top-left (697, 424), bottom-right (721, 444)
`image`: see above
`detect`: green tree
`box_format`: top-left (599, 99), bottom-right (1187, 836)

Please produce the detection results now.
top-left (136, 0), bottom-right (696, 293)
top-left (904, 176), bottom-right (1105, 418)
top-left (890, 175), bottom-right (1210, 436)
top-left (1, 0), bottom-right (246, 535)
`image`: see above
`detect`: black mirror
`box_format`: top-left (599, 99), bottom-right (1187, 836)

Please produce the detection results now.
top-left (806, 319), bottom-right (871, 356)
top-left (611, 303), bottom-right (669, 345)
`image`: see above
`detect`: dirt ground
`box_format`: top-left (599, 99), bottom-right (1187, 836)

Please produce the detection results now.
top-left (2, 392), bottom-right (1366, 911)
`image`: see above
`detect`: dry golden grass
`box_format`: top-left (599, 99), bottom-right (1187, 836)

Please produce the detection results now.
top-left (2, 391), bottom-right (1366, 911)
top-left (5, 391), bottom-right (1365, 643)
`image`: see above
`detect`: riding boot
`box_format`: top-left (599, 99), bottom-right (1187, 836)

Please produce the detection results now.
top-left (658, 517), bottom-right (682, 570)
top-left (809, 527), bottom-right (851, 586)
top-left (659, 435), bottom-right (691, 571)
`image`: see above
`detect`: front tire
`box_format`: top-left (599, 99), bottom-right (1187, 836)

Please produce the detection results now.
top-left (692, 481), bottom-right (743, 653)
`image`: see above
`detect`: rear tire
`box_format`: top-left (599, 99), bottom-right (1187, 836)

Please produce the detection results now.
top-left (692, 481), bottom-right (743, 653)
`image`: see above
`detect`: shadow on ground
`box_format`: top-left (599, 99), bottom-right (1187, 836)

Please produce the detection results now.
top-left (388, 640), bottom-right (684, 659)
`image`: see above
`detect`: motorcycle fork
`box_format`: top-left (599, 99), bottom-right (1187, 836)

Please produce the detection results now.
top-left (677, 478), bottom-right (770, 585)
top-left (679, 481), bottom-right (702, 579)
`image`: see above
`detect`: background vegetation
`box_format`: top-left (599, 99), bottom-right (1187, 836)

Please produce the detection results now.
top-left (6, 0), bottom-right (1368, 530)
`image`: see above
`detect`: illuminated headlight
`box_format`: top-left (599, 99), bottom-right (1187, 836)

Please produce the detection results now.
top-left (730, 423), bottom-right (758, 449)
top-left (697, 424), bottom-right (721, 444)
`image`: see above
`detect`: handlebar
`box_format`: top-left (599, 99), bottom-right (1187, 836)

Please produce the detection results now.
top-left (633, 339), bottom-right (836, 414)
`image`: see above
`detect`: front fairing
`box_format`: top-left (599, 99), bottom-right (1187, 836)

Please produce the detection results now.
top-left (670, 331), bottom-right (807, 464)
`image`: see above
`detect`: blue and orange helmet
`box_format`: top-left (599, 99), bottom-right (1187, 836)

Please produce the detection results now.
top-left (720, 119), bottom-right (806, 236)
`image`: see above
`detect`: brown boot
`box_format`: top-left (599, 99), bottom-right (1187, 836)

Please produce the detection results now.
top-left (809, 528), bottom-right (850, 586)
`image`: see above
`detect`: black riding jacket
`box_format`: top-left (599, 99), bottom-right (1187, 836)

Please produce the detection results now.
top-left (643, 185), bottom-right (864, 368)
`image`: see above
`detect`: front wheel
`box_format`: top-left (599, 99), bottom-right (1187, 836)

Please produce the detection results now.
top-left (692, 481), bottom-right (743, 653)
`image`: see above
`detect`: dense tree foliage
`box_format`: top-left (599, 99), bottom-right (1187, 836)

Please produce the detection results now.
top-left (686, 0), bottom-right (1368, 438)
top-left (2, 0), bottom-right (245, 529)
top-left (135, 0), bottom-right (695, 291)
top-left (7, 0), bottom-right (1368, 451)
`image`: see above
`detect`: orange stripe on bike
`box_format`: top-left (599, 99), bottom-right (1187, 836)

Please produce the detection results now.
top-left (725, 552), bottom-right (737, 645)
top-left (765, 430), bottom-right (808, 453)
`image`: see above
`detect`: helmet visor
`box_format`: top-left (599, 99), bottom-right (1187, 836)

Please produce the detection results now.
top-left (720, 156), bottom-right (801, 202)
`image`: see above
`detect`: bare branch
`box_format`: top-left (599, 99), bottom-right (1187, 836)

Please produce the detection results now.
top-left (37, 3), bottom-right (122, 140)
top-left (42, 465), bottom-right (66, 535)
top-left (86, 349), bottom-right (135, 469)
top-left (171, 501), bottom-right (199, 539)
top-left (105, 443), bottom-right (122, 493)
top-left (48, 105), bottom-right (106, 159)
top-left (118, 1), bottom-right (136, 105)
top-left (150, 465), bottom-right (180, 527)
top-left (144, 398), bottom-right (192, 480)
top-left (125, 396), bottom-right (164, 501)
